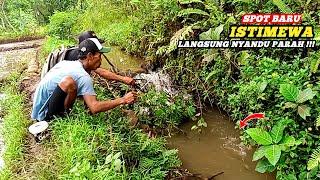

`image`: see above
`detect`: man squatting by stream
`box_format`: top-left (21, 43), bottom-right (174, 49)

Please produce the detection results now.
top-left (31, 34), bottom-right (137, 121)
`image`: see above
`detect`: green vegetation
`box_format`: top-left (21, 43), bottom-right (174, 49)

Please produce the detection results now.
top-left (0, 75), bottom-right (187, 179)
top-left (134, 89), bottom-right (196, 129)
top-left (63, 0), bottom-right (319, 179)
top-left (33, 98), bottom-right (181, 179)
top-left (0, 73), bottom-right (31, 179)
top-left (2, 0), bottom-right (320, 179)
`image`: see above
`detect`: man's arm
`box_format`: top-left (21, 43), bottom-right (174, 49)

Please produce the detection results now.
top-left (94, 68), bottom-right (135, 85)
top-left (82, 92), bottom-right (137, 114)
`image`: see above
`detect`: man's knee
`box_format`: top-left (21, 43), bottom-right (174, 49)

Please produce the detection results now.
top-left (59, 76), bottom-right (77, 92)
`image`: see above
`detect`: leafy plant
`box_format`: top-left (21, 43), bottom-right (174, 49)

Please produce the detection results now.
top-left (47, 11), bottom-right (78, 40)
top-left (133, 88), bottom-right (196, 129)
top-left (157, 25), bottom-right (194, 55)
top-left (280, 84), bottom-right (316, 120)
top-left (178, 8), bottom-right (209, 17)
top-left (199, 24), bottom-right (225, 40)
top-left (272, 0), bottom-right (292, 13)
top-left (191, 116), bottom-right (207, 132)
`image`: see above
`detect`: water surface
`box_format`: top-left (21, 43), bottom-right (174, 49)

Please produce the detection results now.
top-left (167, 109), bottom-right (275, 180)
top-left (101, 46), bottom-right (145, 73)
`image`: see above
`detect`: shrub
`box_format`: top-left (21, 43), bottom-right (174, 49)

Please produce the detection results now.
top-left (47, 11), bottom-right (78, 40)
top-left (134, 89), bottom-right (196, 129)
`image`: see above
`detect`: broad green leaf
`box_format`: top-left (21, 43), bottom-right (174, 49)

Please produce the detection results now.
top-left (281, 136), bottom-right (296, 147)
top-left (69, 162), bottom-right (80, 173)
top-left (114, 159), bottom-right (122, 171)
top-left (253, 146), bottom-right (267, 161)
top-left (283, 102), bottom-right (297, 109)
top-left (105, 154), bottom-right (113, 164)
top-left (279, 84), bottom-right (299, 102)
top-left (213, 25), bottom-right (224, 40)
top-left (259, 82), bottom-right (268, 92)
top-left (265, 145), bottom-right (282, 166)
top-left (297, 105), bottom-right (311, 120)
top-left (199, 28), bottom-right (212, 40)
top-left (296, 88), bottom-right (315, 103)
top-left (255, 159), bottom-right (274, 173)
top-left (271, 122), bottom-right (286, 143)
top-left (283, 174), bottom-right (298, 180)
top-left (113, 152), bottom-right (122, 160)
top-left (246, 128), bottom-right (273, 145)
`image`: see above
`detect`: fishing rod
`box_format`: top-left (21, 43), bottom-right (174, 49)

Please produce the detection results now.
top-left (102, 54), bottom-right (118, 73)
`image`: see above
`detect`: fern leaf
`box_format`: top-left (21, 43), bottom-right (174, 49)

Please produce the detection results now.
top-left (156, 25), bottom-right (193, 55)
top-left (316, 116), bottom-right (320, 127)
top-left (272, 0), bottom-right (293, 13)
top-left (310, 57), bottom-right (320, 73)
top-left (166, 25), bottom-right (193, 54)
top-left (178, 0), bottom-right (204, 4)
top-left (178, 8), bottom-right (209, 17)
top-left (307, 147), bottom-right (320, 170)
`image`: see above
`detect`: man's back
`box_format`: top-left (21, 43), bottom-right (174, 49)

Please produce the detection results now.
top-left (32, 61), bottom-right (96, 121)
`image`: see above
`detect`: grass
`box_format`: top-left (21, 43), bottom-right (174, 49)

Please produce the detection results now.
top-left (35, 87), bottom-right (181, 179)
top-left (0, 27), bottom-right (46, 44)
top-left (0, 73), bottom-right (31, 179)
top-left (0, 73), bottom-right (182, 179)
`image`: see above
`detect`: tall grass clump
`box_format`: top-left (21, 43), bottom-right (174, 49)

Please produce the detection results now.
top-left (0, 73), bottom-right (31, 179)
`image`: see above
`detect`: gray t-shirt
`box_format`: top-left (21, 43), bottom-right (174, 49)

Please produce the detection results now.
top-left (31, 60), bottom-right (96, 121)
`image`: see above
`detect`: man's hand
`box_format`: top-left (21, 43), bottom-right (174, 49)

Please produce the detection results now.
top-left (122, 77), bottom-right (135, 85)
top-left (121, 91), bottom-right (137, 104)
top-left (94, 68), bottom-right (136, 85)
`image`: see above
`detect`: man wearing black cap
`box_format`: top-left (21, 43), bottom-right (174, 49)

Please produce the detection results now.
top-left (64, 31), bottom-right (135, 86)
top-left (32, 38), bottom-right (137, 121)
top-left (64, 31), bottom-right (105, 61)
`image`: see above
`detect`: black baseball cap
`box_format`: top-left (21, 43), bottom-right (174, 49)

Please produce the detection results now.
top-left (78, 31), bottom-right (105, 44)
top-left (78, 38), bottom-right (111, 57)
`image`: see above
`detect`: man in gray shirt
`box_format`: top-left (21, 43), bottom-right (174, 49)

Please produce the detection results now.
top-left (32, 38), bottom-right (137, 121)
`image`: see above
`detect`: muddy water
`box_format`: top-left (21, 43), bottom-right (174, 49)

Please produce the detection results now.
top-left (167, 109), bottom-right (275, 180)
top-left (101, 46), bottom-right (145, 73)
